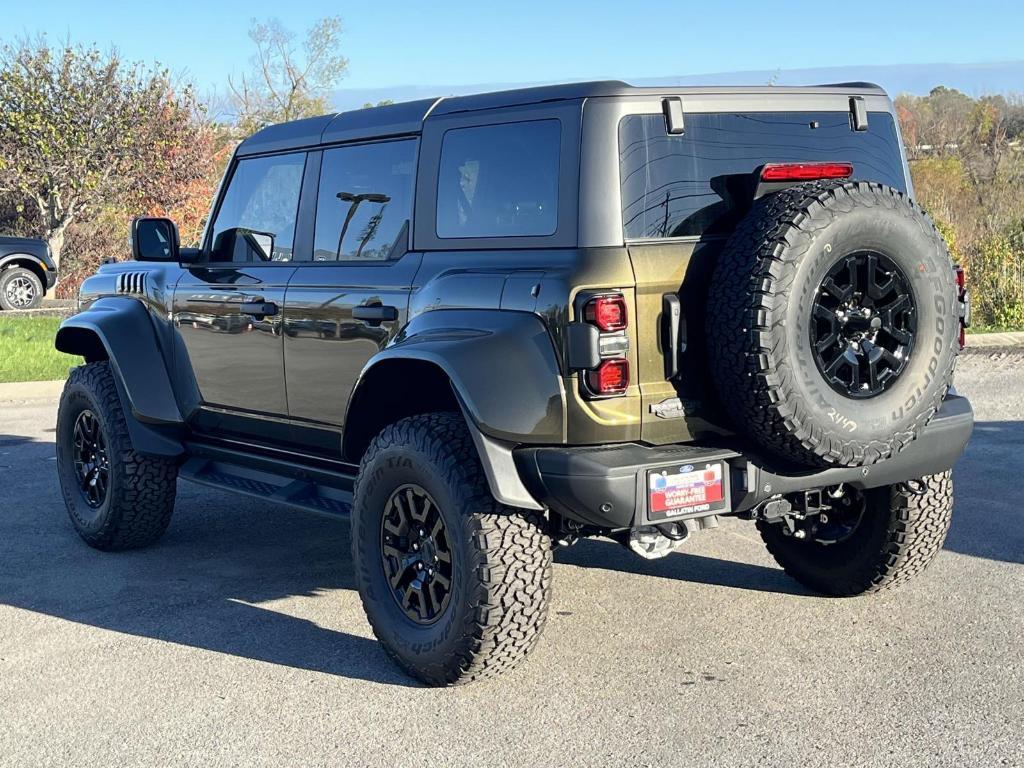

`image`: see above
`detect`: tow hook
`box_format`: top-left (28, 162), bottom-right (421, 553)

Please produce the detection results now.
top-left (902, 478), bottom-right (928, 496)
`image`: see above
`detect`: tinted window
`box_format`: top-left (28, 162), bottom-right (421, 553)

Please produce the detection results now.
top-left (437, 119), bottom-right (560, 239)
top-left (313, 140), bottom-right (417, 262)
top-left (619, 112), bottom-right (907, 240)
top-left (209, 153), bottom-right (306, 262)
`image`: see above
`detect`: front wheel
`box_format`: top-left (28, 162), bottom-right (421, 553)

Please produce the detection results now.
top-left (56, 362), bottom-right (178, 550)
top-left (757, 472), bottom-right (954, 596)
top-left (0, 266), bottom-right (44, 310)
top-left (351, 412), bottom-right (552, 686)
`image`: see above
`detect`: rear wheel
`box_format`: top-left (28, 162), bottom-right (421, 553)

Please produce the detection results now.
top-left (56, 362), bottom-right (178, 550)
top-left (351, 412), bottom-right (552, 686)
top-left (757, 472), bottom-right (954, 596)
top-left (0, 266), bottom-right (44, 310)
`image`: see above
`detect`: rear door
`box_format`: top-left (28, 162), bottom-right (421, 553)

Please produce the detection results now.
top-left (282, 138), bottom-right (420, 452)
top-left (173, 151), bottom-right (307, 442)
top-left (617, 104), bottom-right (910, 444)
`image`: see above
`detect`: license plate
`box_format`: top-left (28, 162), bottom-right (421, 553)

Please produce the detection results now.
top-left (647, 462), bottom-right (726, 520)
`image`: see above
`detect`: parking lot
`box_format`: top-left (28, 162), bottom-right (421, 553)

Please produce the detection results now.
top-left (1, 352), bottom-right (1021, 767)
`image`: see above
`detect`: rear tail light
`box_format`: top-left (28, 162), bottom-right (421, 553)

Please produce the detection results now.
top-left (579, 292), bottom-right (630, 397)
top-left (584, 295), bottom-right (628, 332)
top-left (587, 359), bottom-right (630, 395)
top-left (760, 162), bottom-right (854, 182)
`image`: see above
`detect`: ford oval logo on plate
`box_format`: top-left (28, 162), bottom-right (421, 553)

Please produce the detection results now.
top-left (680, 464), bottom-right (694, 473)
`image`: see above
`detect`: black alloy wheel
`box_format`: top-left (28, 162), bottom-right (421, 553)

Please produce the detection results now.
top-left (810, 251), bottom-right (917, 398)
top-left (72, 409), bottom-right (109, 509)
top-left (5, 273), bottom-right (37, 308)
top-left (380, 483), bottom-right (454, 624)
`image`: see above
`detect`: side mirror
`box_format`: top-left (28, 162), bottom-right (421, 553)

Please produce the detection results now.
top-left (131, 217), bottom-right (202, 264)
top-left (131, 217), bottom-right (180, 262)
top-left (211, 227), bottom-right (278, 263)
top-left (245, 231), bottom-right (275, 261)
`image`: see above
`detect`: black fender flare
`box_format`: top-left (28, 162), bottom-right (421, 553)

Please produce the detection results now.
top-left (55, 298), bottom-right (184, 456)
top-left (345, 309), bottom-right (567, 509)
top-left (0, 252), bottom-right (50, 284)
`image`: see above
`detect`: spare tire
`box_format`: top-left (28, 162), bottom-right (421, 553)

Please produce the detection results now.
top-left (706, 180), bottom-right (958, 468)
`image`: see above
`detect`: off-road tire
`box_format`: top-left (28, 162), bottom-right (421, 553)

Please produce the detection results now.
top-left (0, 266), bottom-right (44, 310)
top-left (56, 362), bottom-right (178, 550)
top-left (706, 181), bottom-right (959, 468)
top-left (757, 471), bottom-right (954, 596)
top-left (351, 412), bottom-right (552, 686)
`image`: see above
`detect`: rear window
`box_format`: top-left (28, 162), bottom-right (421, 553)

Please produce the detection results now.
top-left (619, 111), bottom-right (907, 240)
top-left (436, 119), bottom-right (560, 239)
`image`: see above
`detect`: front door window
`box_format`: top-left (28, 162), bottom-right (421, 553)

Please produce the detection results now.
top-left (209, 153), bottom-right (306, 262)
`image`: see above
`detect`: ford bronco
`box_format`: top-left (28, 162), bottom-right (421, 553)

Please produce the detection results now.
top-left (0, 235), bottom-right (56, 310)
top-left (54, 81), bottom-right (973, 685)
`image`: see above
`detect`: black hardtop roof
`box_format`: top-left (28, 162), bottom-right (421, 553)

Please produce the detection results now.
top-left (235, 79), bottom-right (888, 157)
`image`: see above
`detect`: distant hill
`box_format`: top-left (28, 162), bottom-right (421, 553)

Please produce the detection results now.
top-left (331, 61), bottom-right (1024, 112)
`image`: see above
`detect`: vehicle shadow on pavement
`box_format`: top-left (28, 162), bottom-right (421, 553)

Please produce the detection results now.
top-left (944, 420), bottom-right (1024, 565)
top-left (555, 538), bottom-right (814, 596)
top-left (0, 418), bottom-right (1018, 685)
top-left (0, 442), bottom-right (417, 687)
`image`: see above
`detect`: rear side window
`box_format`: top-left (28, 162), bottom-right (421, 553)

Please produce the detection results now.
top-left (209, 153), bottom-right (306, 262)
top-left (619, 111), bottom-right (907, 240)
top-left (313, 140), bottom-right (417, 261)
top-left (436, 119), bottom-right (560, 239)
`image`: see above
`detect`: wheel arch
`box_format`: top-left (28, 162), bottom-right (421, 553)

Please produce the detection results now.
top-left (341, 357), bottom-right (462, 464)
top-left (0, 254), bottom-right (48, 288)
top-left (56, 298), bottom-right (184, 457)
top-left (342, 309), bottom-right (562, 510)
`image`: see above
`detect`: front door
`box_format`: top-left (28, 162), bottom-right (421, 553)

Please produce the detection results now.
top-left (282, 138), bottom-right (420, 445)
top-left (172, 150), bottom-right (307, 443)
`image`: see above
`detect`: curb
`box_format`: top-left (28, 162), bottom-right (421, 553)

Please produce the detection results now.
top-left (1, 307), bottom-right (75, 319)
top-left (0, 379), bottom-right (64, 403)
top-left (965, 331), bottom-right (1024, 348)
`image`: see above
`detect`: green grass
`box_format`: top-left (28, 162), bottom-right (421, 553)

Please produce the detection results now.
top-left (0, 315), bottom-right (78, 383)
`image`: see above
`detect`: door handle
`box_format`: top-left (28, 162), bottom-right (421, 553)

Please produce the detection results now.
top-left (239, 300), bottom-right (278, 318)
top-left (662, 293), bottom-right (683, 380)
top-left (352, 304), bottom-right (398, 323)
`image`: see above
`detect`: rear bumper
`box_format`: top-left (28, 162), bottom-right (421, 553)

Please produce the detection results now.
top-left (514, 395), bottom-right (974, 529)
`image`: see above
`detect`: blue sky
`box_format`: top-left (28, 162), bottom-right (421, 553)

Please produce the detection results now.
top-left (2, 0), bottom-right (1021, 95)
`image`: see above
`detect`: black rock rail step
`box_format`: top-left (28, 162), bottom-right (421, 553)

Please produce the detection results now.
top-left (179, 441), bottom-right (355, 519)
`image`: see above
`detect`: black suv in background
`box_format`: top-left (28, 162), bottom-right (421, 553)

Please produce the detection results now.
top-left (54, 81), bottom-right (972, 685)
top-left (0, 236), bottom-right (56, 309)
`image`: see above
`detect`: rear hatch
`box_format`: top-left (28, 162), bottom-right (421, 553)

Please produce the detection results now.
top-left (618, 97), bottom-right (911, 444)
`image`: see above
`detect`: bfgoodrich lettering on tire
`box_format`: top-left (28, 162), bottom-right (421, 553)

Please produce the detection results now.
top-left (706, 181), bottom-right (959, 468)
top-left (351, 412), bottom-right (552, 686)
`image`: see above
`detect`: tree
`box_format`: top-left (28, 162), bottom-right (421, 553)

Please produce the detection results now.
top-left (229, 16), bottom-right (348, 135)
top-left (897, 86), bottom-right (1024, 328)
top-left (0, 39), bottom-right (216, 271)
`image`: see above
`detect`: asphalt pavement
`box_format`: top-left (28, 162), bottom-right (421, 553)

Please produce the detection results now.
top-left (0, 352), bottom-right (1021, 767)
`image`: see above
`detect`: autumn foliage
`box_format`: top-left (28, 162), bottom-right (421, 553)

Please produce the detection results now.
top-left (896, 87), bottom-right (1024, 328)
top-left (0, 39), bottom-right (230, 296)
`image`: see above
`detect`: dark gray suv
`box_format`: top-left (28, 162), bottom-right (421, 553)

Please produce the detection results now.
top-left (54, 81), bottom-right (972, 685)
